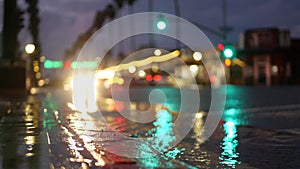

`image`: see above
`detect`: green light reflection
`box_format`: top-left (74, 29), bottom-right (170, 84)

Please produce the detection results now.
top-left (137, 109), bottom-right (185, 168)
top-left (219, 120), bottom-right (241, 168)
top-left (223, 108), bottom-right (244, 126)
top-left (42, 97), bottom-right (59, 131)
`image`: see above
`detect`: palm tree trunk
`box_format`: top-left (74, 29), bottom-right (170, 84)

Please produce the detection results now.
top-left (2, 0), bottom-right (18, 64)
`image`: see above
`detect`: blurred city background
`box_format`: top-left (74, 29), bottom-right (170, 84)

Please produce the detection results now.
top-left (0, 0), bottom-right (300, 89)
top-left (0, 0), bottom-right (300, 169)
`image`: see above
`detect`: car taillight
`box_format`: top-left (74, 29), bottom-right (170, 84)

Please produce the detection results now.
top-left (146, 75), bottom-right (153, 82)
top-left (153, 74), bottom-right (162, 82)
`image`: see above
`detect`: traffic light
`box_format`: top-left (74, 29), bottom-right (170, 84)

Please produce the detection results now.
top-left (155, 18), bottom-right (167, 31)
top-left (217, 43), bottom-right (236, 67)
top-left (217, 43), bottom-right (225, 51)
top-left (224, 58), bottom-right (232, 67)
top-left (222, 45), bottom-right (236, 59)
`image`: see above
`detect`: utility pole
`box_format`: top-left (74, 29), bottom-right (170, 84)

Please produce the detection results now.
top-left (222, 0), bottom-right (227, 42)
top-left (219, 0), bottom-right (232, 43)
top-left (173, 0), bottom-right (181, 50)
top-left (219, 0), bottom-right (233, 84)
top-left (128, 0), bottom-right (136, 51)
top-left (148, 0), bottom-right (154, 47)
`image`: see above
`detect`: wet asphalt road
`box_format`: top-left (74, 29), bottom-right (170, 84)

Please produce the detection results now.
top-left (1, 85), bottom-right (300, 168)
top-left (0, 94), bottom-right (49, 169)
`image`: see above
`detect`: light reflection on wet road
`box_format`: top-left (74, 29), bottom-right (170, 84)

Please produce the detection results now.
top-left (43, 85), bottom-right (300, 168)
top-left (1, 85), bottom-right (300, 168)
top-left (0, 96), bottom-right (49, 169)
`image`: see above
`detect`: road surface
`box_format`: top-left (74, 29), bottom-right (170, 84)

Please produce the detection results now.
top-left (1, 85), bottom-right (300, 168)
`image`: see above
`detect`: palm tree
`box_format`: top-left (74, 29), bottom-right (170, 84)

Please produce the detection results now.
top-left (64, 0), bottom-right (138, 60)
top-left (1, 0), bottom-right (19, 64)
top-left (25, 0), bottom-right (41, 58)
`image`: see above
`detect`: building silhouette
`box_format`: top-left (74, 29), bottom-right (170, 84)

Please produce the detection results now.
top-left (237, 27), bottom-right (300, 85)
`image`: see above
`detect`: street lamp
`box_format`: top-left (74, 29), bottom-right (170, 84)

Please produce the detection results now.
top-left (40, 56), bottom-right (46, 62)
top-left (25, 43), bottom-right (36, 55)
top-left (24, 43), bottom-right (36, 91)
top-left (128, 65), bottom-right (136, 74)
top-left (193, 51), bottom-right (202, 61)
top-left (154, 49), bottom-right (162, 56)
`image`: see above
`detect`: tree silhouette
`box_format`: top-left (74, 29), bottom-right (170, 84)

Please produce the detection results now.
top-left (1, 0), bottom-right (19, 64)
top-left (64, 0), bottom-right (138, 60)
top-left (1, 0), bottom-right (41, 65)
top-left (25, 0), bottom-right (41, 58)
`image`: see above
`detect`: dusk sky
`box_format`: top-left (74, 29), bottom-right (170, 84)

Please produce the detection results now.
top-left (1, 0), bottom-right (300, 60)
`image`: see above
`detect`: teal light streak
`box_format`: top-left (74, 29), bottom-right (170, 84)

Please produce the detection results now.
top-left (137, 109), bottom-right (186, 168)
top-left (219, 120), bottom-right (241, 168)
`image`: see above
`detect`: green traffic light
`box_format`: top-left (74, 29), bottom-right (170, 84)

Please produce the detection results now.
top-left (156, 18), bottom-right (167, 31)
top-left (222, 45), bottom-right (236, 58)
top-left (224, 48), bottom-right (233, 58)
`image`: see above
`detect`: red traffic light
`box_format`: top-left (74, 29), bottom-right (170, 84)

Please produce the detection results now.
top-left (217, 43), bottom-right (225, 51)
